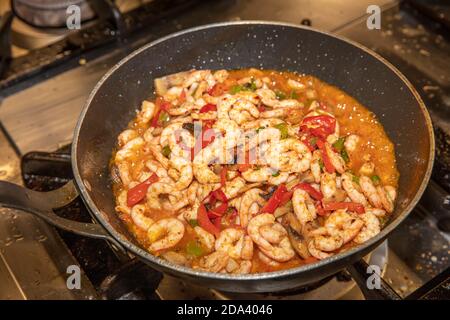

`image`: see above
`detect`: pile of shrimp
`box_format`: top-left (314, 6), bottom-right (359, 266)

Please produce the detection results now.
top-left (112, 69), bottom-right (397, 274)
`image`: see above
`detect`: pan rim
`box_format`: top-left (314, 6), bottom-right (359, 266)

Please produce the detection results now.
top-left (72, 20), bottom-right (435, 282)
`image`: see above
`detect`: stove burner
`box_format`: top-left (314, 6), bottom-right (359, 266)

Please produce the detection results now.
top-left (12, 0), bottom-right (96, 29)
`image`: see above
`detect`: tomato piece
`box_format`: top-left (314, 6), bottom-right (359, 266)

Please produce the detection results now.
top-left (301, 115), bottom-right (336, 139)
top-left (199, 103), bottom-right (217, 113)
top-left (258, 105), bottom-right (266, 112)
top-left (292, 182), bottom-right (323, 200)
top-left (316, 140), bottom-right (335, 174)
top-left (155, 96), bottom-right (170, 111)
top-left (126, 173), bottom-right (159, 207)
top-left (198, 204), bottom-right (220, 236)
top-left (261, 184), bottom-right (288, 214)
top-left (322, 201), bottom-right (365, 214)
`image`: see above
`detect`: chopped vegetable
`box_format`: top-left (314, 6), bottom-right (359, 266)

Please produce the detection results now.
top-left (322, 201), bottom-right (365, 214)
top-left (261, 184), bottom-right (289, 214)
top-left (256, 126), bottom-right (265, 133)
top-left (352, 175), bottom-right (360, 184)
top-left (275, 90), bottom-right (286, 100)
top-left (158, 111), bottom-right (170, 125)
top-left (272, 171), bottom-right (280, 177)
top-left (182, 122), bottom-right (195, 135)
top-left (179, 89), bottom-right (186, 103)
top-left (186, 241), bottom-right (203, 257)
top-left (197, 204), bottom-right (220, 236)
top-left (199, 103), bottom-right (217, 113)
top-left (188, 219), bottom-right (199, 228)
top-left (208, 83), bottom-right (228, 97)
top-left (257, 105), bottom-right (266, 112)
top-left (230, 85), bottom-right (243, 94)
top-left (208, 202), bottom-right (228, 217)
top-left (274, 123), bottom-right (289, 139)
top-left (244, 79), bottom-right (257, 91)
top-left (211, 189), bottom-right (228, 203)
top-left (341, 149), bottom-right (350, 163)
top-left (290, 91), bottom-right (299, 99)
top-left (220, 166), bottom-right (227, 187)
top-left (292, 182), bottom-right (323, 200)
top-left (316, 140), bottom-right (335, 174)
top-left (301, 115), bottom-right (336, 139)
top-left (332, 137), bottom-right (345, 151)
top-left (126, 173), bottom-right (159, 207)
top-left (161, 145), bottom-right (171, 158)
top-left (371, 175), bottom-right (381, 185)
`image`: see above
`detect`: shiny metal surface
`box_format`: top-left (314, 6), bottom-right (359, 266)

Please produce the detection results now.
top-left (0, 130), bottom-right (98, 299)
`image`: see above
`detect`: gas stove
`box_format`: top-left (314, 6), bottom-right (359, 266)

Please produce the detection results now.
top-left (0, 0), bottom-right (448, 300)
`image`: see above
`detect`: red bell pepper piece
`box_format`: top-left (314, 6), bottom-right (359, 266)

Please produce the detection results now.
top-left (211, 189), bottom-right (228, 203)
top-left (315, 203), bottom-right (327, 216)
top-left (198, 204), bottom-right (221, 236)
top-left (322, 201), bottom-right (365, 214)
top-left (207, 83), bottom-right (227, 97)
top-left (126, 173), bottom-right (159, 207)
top-left (199, 103), bottom-right (217, 113)
top-left (179, 90), bottom-right (186, 104)
top-left (316, 140), bottom-right (335, 174)
top-left (278, 190), bottom-right (293, 206)
top-left (150, 97), bottom-right (171, 127)
top-left (208, 202), bottom-right (228, 218)
top-left (261, 184), bottom-right (288, 214)
top-left (220, 166), bottom-right (227, 187)
top-left (300, 115), bottom-right (336, 139)
top-left (292, 182), bottom-right (323, 200)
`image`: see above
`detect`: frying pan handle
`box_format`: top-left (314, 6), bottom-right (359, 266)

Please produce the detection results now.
top-left (346, 259), bottom-right (402, 300)
top-left (0, 180), bottom-right (122, 249)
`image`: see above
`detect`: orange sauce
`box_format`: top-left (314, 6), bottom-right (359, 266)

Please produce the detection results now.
top-left (111, 69), bottom-right (399, 273)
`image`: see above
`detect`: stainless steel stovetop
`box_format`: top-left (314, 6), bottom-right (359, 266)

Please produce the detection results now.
top-left (0, 0), bottom-right (449, 299)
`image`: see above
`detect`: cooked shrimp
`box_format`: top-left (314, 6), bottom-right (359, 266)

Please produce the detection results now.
top-left (267, 138), bottom-right (311, 173)
top-left (341, 172), bottom-right (368, 206)
top-left (344, 134), bottom-right (359, 152)
top-left (238, 188), bottom-right (266, 228)
top-left (377, 185), bottom-right (396, 213)
top-left (320, 172), bottom-right (337, 200)
top-left (147, 218), bottom-right (185, 252)
top-left (247, 214), bottom-right (295, 262)
top-left (359, 176), bottom-right (382, 208)
top-left (292, 189), bottom-right (317, 226)
top-left (353, 212), bottom-right (381, 244)
top-left (324, 209), bottom-right (364, 244)
top-left (215, 228), bottom-right (254, 260)
top-left (307, 239), bottom-right (333, 260)
top-left (115, 137), bottom-right (145, 162)
top-left (195, 251), bottom-right (229, 272)
top-left (136, 100), bottom-right (156, 124)
top-left (194, 226), bottom-right (215, 252)
top-left (130, 204), bottom-right (154, 231)
top-left (324, 142), bottom-right (346, 174)
top-left (146, 182), bottom-right (174, 210)
top-left (310, 150), bottom-right (322, 183)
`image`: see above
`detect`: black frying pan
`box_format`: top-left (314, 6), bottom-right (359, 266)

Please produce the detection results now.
top-left (0, 22), bottom-right (434, 297)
